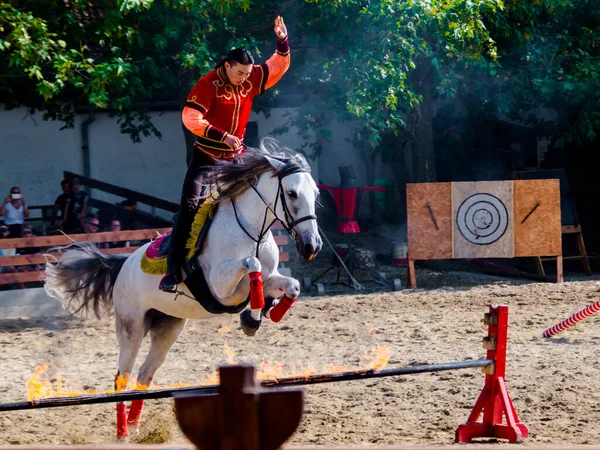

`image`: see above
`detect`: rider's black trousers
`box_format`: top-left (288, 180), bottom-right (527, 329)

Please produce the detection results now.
top-left (166, 150), bottom-right (215, 277)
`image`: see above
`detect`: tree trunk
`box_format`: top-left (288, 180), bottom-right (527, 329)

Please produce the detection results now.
top-left (409, 60), bottom-right (436, 183)
top-left (389, 137), bottom-right (411, 223)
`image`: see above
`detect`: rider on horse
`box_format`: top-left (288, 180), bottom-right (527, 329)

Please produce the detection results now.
top-left (160, 16), bottom-right (291, 292)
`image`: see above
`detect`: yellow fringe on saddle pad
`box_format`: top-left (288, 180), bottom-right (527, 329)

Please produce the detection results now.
top-left (186, 192), bottom-right (219, 261)
top-left (140, 251), bottom-right (168, 275)
top-left (140, 193), bottom-right (218, 276)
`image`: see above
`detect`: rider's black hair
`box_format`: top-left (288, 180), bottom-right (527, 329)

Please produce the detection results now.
top-left (215, 48), bottom-right (254, 70)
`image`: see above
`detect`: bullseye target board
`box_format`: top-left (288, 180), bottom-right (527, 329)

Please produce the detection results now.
top-left (456, 194), bottom-right (508, 245)
top-left (453, 181), bottom-right (514, 258)
top-left (407, 180), bottom-right (561, 264)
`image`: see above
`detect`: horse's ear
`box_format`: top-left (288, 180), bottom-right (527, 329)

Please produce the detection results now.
top-left (264, 155), bottom-right (285, 173)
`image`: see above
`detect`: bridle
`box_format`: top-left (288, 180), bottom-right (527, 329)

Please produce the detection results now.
top-left (231, 167), bottom-right (317, 258)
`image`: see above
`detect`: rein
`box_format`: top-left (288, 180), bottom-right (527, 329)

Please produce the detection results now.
top-left (231, 168), bottom-right (317, 258)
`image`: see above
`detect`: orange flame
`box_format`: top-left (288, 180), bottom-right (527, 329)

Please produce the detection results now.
top-left (223, 341), bottom-right (236, 364)
top-left (25, 343), bottom-right (389, 401)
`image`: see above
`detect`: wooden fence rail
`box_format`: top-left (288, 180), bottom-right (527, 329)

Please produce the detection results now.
top-left (0, 228), bottom-right (169, 287)
top-left (0, 226), bottom-right (290, 287)
top-left (64, 171), bottom-right (179, 213)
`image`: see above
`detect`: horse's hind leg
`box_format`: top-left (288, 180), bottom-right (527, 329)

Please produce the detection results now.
top-left (127, 313), bottom-right (186, 435)
top-left (114, 312), bottom-right (148, 440)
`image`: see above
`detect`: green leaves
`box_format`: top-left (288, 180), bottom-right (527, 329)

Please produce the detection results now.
top-left (2, 0), bottom-right (598, 154)
top-left (1, 0), bottom-right (261, 140)
top-left (119, 0), bottom-right (154, 12)
top-left (288, 0), bottom-right (504, 155)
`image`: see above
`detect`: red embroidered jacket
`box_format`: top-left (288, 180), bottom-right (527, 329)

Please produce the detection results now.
top-left (183, 36), bottom-right (290, 159)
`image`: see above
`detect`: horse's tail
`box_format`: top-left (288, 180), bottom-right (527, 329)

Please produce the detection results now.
top-left (44, 242), bottom-right (129, 319)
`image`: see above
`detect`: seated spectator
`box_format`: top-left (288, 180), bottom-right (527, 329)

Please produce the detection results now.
top-left (0, 223), bottom-right (15, 254)
top-left (51, 180), bottom-right (71, 230)
top-left (102, 218), bottom-right (130, 249)
top-left (19, 225), bottom-right (39, 255)
top-left (83, 213), bottom-right (100, 234)
top-left (0, 224), bottom-right (9, 240)
top-left (0, 223), bottom-right (16, 275)
top-left (18, 225), bottom-right (44, 272)
top-left (0, 186), bottom-right (29, 237)
top-left (21, 224), bottom-right (34, 237)
top-left (63, 178), bottom-right (88, 234)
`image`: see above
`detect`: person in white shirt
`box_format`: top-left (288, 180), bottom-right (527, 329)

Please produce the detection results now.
top-left (0, 186), bottom-right (29, 237)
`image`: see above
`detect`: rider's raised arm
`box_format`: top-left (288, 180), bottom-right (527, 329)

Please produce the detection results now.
top-left (263, 35), bottom-right (290, 91)
top-left (252, 17), bottom-right (290, 94)
top-left (182, 77), bottom-right (229, 143)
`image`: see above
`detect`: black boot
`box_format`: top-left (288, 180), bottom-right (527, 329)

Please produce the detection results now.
top-left (159, 273), bottom-right (179, 293)
top-left (159, 212), bottom-right (186, 292)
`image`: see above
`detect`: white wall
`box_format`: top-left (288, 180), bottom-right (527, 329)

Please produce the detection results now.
top-left (0, 105), bottom-right (373, 217)
top-left (251, 107), bottom-right (319, 176)
top-left (252, 108), bottom-right (371, 187)
top-left (84, 111), bottom-right (187, 215)
top-left (0, 108), bottom-right (82, 205)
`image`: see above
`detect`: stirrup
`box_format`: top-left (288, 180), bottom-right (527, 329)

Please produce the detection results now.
top-left (159, 273), bottom-right (180, 293)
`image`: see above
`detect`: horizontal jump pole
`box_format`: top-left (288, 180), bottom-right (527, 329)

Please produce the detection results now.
top-left (0, 359), bottom-right (492, 412)
top-left (0, 446), bottom-right (596, 450)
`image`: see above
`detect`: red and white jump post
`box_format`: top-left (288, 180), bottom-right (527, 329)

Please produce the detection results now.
top-left (542, 299), bottom-right (600, 338)
top-left (455, 304), bottom-right (529, 443)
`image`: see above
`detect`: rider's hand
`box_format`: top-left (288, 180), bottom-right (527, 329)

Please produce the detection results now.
top-left (274, 16), bottom-right (287, 40)
top-left (224, 134), bottom-right (241, 150)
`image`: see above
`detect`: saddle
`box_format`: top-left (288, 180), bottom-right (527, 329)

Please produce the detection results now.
top-left (140, 195), bottom-right (250, 314)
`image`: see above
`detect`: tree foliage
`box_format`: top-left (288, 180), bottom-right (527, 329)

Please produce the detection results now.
top-left (1, 0), bottom-right (599, 162)
top-left (483, 0), bottom-right (600, 148)
top-left (288, 0), bottom-right (504, 154)
top-left (0, 0), bottom-right (263, 141)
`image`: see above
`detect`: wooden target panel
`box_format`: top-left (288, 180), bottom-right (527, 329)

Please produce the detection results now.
top-left (406, 180), bottom-right (561, 287)
top-left (406, 183), bottom-right (452, 260)
top-left (514, 179), bottom-right (562, 257)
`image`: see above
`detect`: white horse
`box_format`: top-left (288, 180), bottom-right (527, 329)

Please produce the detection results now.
top-left (44, 142), bottom-right (322, 439)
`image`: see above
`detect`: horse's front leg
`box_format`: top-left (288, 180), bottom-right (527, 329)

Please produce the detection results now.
top-left (262, 272), bottom-right (300, 323)
top-left (209, 256), bottom-right (260, 300)
top-left (209, 256), bottom-right (266, 336)
top-left (263, 272), bottom-right (300, 300)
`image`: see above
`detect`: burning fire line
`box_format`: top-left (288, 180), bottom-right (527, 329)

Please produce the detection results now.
top-left (24, 344), bottom-right (390, 402)
top-left (0, 357), bottom-right (494, 413)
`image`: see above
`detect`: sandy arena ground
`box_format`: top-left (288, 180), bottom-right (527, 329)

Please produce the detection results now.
top-left (1, 268), bottom-right (600, 446)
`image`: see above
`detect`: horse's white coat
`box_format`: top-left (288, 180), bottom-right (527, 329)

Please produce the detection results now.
top-left (45, 151), bottom-right (322, 420)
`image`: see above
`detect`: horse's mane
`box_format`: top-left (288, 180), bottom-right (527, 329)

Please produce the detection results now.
top-left (206, 138), bottom-right (311, 203)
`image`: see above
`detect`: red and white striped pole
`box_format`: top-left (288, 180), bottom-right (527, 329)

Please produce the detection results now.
top-left (542, 299), bottom-right (600, 338)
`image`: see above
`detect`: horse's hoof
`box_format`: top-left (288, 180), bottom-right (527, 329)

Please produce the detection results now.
top-left (240, 309), bottom-right (261, 337)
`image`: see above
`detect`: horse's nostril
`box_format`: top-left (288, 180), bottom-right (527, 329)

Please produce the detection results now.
top-left (304, 244), bottom-right (315, 256)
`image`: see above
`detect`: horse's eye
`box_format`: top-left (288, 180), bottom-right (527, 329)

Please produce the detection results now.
top-left (287, 190), bottom-right (298, 200)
